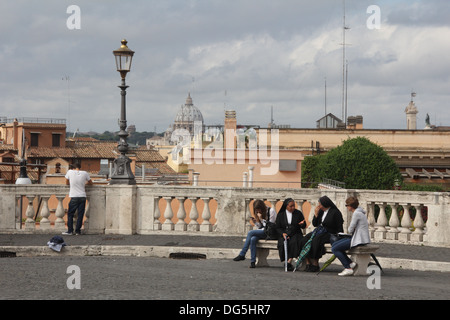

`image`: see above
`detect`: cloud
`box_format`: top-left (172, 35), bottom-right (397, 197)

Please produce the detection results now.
top-left (0, 0), bottom-right (449, 133)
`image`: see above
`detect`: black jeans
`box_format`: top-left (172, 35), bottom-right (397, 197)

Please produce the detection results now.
top-left (67, 197), bottom-right (86, 234)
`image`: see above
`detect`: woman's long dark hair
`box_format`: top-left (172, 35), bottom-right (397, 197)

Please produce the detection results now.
top-left (253, 200), bottom-right (268, 219)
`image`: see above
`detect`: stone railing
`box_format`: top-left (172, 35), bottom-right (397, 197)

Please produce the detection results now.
top-left (0, 185), bottom-right (449, 247)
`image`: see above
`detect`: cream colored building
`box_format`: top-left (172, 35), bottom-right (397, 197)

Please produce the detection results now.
top-left (162, 95), bottom-right (450, 188)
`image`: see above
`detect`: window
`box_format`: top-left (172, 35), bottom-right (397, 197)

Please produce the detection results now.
top-left (30, 133), bottom-right (39, 147)
top-left (55, 162), bottom-right (61, 173)
top-left (52, 134), bottom-right (61, 147)
top-left (279, 160), bottom-right (297, 172)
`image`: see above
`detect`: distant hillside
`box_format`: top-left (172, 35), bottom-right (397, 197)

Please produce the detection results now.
top-left (69, 131), bottom-right (164, 146)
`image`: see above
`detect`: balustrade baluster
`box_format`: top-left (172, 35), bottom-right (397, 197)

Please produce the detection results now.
top-left (175, 197), bottom-right (187, 231)
top-left (16, 195), bottom-right (22, 229)
top-left (387, 203), bottom-right (400, 240)
top-left (55, 196), bottom-right (66, 230)
top-left (412, 204), bottom-right (425, 242)
top-left (153, 197), bottom-right (161, 230)
top-left (374, 202), bottom-right (387, 240)
top-left (268, 199), bottom-right (278, 213)
top-left (244, 198), bottom-right (253, 233)
top-left (306, 200), bottom-right (317, 233)
top-left (399, 204), bottom-right (412, 242)
top-left (367, 202), bottom-right (376, 239)
top-left (162, 197), bottom-right (174, 231)
top-left (83, 197), bottom-right (90, 232)
top-left (24, 195), bottom-right (36, 230)
top-left (39, 196), bottom-right (51, 230)
top-left (187, 197), bottom-right (200, 232)
top-left (200, 197), bottom-right (212, 232)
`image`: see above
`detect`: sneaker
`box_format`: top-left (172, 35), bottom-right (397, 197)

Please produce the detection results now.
top-left (62, 231), bottom-right (73, 235)
top-left (249, 262), bottom-right (256, 268)
top-left (75, 232), bottom-right (81, 236)
top-left (338, 268), bottom-right (354, 276)
top-left (233, 255), bottom-right (245, 261)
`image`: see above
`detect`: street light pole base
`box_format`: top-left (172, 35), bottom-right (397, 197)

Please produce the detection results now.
top-left (109, 155), bottom-right (136, 185)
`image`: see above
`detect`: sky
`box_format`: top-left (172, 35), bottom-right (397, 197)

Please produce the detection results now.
top-left (1, 0), bottom-right (449, 134)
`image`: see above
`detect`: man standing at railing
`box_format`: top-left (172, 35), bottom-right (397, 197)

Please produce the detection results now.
top-left (63, 163), bottom-right (92, 235)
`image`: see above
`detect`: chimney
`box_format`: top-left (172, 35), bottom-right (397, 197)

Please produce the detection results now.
top-left (13, 118), bottom-right (19, 149)
top-left (224, 110), bottom-right (237, 149)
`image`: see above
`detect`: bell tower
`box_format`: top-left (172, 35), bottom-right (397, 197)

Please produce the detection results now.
top-left (405, 92), bottom-right (418, 130)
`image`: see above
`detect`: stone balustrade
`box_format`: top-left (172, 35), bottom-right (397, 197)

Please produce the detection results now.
top-left (0, 184), bottom-right (449, 247)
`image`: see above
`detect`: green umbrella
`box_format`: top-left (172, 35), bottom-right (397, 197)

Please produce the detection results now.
top-left (316, 254), bottom-right (336, 275)
top-left (293, 228), bottom-right (318, 272)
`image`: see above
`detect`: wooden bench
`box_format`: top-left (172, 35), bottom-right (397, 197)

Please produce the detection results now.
top-left (251, 239), bottom-right (379, 276)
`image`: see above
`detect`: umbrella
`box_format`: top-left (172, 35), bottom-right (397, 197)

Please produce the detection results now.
top-left (316, 254), bottom-right (336, 275)
top-left (315, 253), bottom-right (383, 275)
top-left (293, 226), bottom-right (328, 272)
top-left (371, 253), bottom-right (384, 273)
top-left (284, 238), bottom-right (288, 272)
top-left (293, 228), bottom-right (318, 272)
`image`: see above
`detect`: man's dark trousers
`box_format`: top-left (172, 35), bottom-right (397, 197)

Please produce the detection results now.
top-left (67, 197), bottom-right (86, 234)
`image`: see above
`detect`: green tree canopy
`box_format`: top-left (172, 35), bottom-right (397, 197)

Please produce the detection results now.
top-left (302, 137), bottom-right (402, 190)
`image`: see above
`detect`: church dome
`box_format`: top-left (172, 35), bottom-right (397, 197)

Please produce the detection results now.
top-left (174, 93), bottom-right (204, 124)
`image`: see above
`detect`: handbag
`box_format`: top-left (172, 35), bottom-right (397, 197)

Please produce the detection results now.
top-left (264, 221), bottom-right (278, 240)
top-left (264, 208), bottom-right (278, 240)
top-left (330, 232), bottom-right (352, 244)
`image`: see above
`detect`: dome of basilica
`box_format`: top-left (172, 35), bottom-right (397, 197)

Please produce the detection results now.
top-left (174, 93), bottom-right (204, 124)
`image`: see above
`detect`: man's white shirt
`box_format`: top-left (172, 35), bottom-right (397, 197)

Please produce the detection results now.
top-left (65, 170), bottom-right (91, 197)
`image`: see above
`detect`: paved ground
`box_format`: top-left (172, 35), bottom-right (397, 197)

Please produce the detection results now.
top-left (1, 255), bottom-right (449, 301)
top-left (2, 233), bottom-right (450, 262)
top-left (1, 233), bottom-right (450, 303)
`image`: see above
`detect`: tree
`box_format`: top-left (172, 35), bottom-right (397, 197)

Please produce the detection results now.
top-left (302, 137), bottom-right (402, 190)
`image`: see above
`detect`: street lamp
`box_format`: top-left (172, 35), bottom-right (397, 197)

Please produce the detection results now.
top-left (109, 39), bottom-right (136, 185)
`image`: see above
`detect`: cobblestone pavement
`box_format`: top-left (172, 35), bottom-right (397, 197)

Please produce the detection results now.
top-left (1, 233), bottom-right (450, 305)
top-left (1, 255), bottom-right (449, 301)
top-left (1, 233), bottom-right (450, 262)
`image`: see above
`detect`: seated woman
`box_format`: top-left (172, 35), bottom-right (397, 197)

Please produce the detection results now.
top-left (299, 196), bottom-right (344, 272)
top-left (275, 198), bottom-right (306, 271)
top-left (233, 200), bottom-right (276, 268)
top-left (332, 196), bottom-right (370, 276)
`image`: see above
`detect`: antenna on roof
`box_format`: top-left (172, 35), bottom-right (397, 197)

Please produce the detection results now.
top-left (224, 89), bottom-right (227, 112)
top-left (270, 105), bottom-right (275, 127)
top-left (63, 75), bottom-right (71, 135)
top-left (341, 0), bottom-right (351, 126)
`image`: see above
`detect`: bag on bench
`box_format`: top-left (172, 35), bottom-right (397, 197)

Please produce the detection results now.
top-left (264, 221), bottom-right (278, 240)
top-left (264, 208), bottom-right (278, 240)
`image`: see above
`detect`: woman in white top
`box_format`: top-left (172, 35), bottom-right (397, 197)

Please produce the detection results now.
top-left (233, 200), bottom-right (277, 268)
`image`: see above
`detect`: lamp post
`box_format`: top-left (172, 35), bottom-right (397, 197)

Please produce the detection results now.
top-left (16, 132), bottom-right (31, 185)
top-left (109, 39), bottom-right (136, 185)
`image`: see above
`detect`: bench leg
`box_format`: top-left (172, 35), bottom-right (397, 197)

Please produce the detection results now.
top-left (351, 253), bottom-right (370, 276)
top-left (256, 248), bottom-right (270, 267)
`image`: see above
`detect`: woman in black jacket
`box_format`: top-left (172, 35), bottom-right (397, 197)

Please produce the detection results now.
top-left (275, 198), bottom-right (307, 271)
top-left (299, 196), bottom-right (344, 272)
